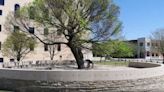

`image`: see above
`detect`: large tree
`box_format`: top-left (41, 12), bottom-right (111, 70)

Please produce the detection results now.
top-left (2, 31), bottom-right (36, 64)
top-left (5, 0), bottom-right (121, 69)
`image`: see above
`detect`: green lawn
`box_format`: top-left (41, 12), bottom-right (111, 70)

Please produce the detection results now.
top-left (95, 61), bottom-right (129, 66)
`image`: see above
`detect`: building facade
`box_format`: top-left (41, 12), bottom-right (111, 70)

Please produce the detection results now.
top-left (137, 38), bottom-right (162, 60)
top-left (0, 0), bottom-right (93, 63)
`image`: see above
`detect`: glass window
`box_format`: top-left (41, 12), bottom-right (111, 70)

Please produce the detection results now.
top-left (147, 51), bottom-right (150, 56)
top-left (15, 4), bottom-right (20, 11)
top-left (14, 26), bottom-right (19, 32)
top-left (44, 44), bottom-right (48, 51)
top-left (29, 45), bottom-right (34, 51)
top-left (147, 42), bottom-right (150, 46)
top-left (0, 58), bottom-right (3, 63)
top-left (0, 42), bottom-right (1, 50)
top-left (10, 59), bottom-right (15, 62)
top-left (152, 53), bottom-right (154, 57)
top-left (0, 0), bottom-right (4, 5)
top-left (44, 28), bottom-right (49, 35)
top-left (29, 6), bottom-right (35, 19)
top-left (0, 10), bottom-right (2, 15)
top-left (29, 27), bottom-right (34, 34)
top-left (57, 44), bottom-right (61, 51)
top-left (0, 25), bottom-right (1, 32)
top-left (57, 29), bottom-right (62, 36)
top-left (140, 42), bottom-right (143, 46)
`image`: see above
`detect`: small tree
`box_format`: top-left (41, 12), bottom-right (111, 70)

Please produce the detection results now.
top-left (151, 29), bottom-right (164, 63)
top-left (93, 40), bottom-right (134, 59)
top-left (44, 28), bottom-right (58, 60)
top-left (111, 41), bottom-right (134, 58)
top-left (48, 44), bottom-right (57, 60)
top-left (2, 31), bottom-right (36, 64)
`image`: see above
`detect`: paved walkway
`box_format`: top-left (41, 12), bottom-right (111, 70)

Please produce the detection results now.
top-left (1, 64), bottom-right (164, 91)
top-left (107, 75), bottom-right (164, 92)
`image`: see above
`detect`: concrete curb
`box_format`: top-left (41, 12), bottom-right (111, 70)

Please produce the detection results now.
top-left (0, 62), bottom-right (163, 81)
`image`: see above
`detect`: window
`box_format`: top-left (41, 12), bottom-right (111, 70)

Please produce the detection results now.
top-left (44, 44), bottom-right (48, 51)
top-left (13, 44), bottom-right (17, 51)
top-left (14, 4), bottom-right (20, 11)
top-left (156, 53), bottom-right (158, 57)
top-left (29, 45), bottom-right (34, 51)
top-left (140, 42), bottom-right (143, 46)
top-left (57, 44), bottom-right (61, 51)
top-left (0, 58), bottom-right (3, 63)
top-left (147, 42), bottom-right (150, 46)
top-left (29, 6), bottom-right (35, 19)
top-left (0, 10), bottom-right (2, 15)
top-left (30, 47), bottom-right (34, 51)
top-left (0, 42), bottom-right (1, 50)
top-left (42, 8), bottom-right (49, 18)
top-left (152, 53), bottom-right (154, 57)
top-left (14, 26), bottom-right (19, 32)
top-left (10, 59), bottom-right (15, 62)
top-left (57, 29), bottom-right (62, 36)
top-left (147, 51), bottom-right (150, 56)
top-left (29, 27), bottom-right (34, 34)
top-left (0, 25), bottom-right (1, 32)
top-left (0, 0), bottom-right (4, 5)
top-left (44, 28), bottom-right (49, 35)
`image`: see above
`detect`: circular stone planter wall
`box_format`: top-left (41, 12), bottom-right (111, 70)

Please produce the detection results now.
top-left (128, 62), bottom-right (161, 68)
top-left (0, 62), bottom-right (163, 81)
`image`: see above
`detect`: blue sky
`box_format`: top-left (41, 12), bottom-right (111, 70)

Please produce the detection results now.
top-left (114, 0), bottom-right (164, 40)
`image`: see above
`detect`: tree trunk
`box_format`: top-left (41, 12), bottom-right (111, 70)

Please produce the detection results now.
top-left (17, 55), bottom-right (21, 67)
top-left (67, 43), bottom-right (84, 69)
top-left (49, 45), bottom-right (55, 60)
top-left (50, 53), bottom-right (54, 60)
top-left (100, 56), bottom-right (103, 62)
top-left (50, 57), bottom-right (53, 60)
top-left (17, 55), bottom-right (21, 61)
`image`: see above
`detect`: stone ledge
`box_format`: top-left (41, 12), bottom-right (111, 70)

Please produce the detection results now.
top-left (0, 62), bottom-right (163, 81)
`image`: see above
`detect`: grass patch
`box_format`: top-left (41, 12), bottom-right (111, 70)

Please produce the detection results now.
top-left (95, 61), bottom-right (129, 66)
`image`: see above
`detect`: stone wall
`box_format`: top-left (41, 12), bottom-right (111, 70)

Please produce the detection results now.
top-left (0, 63), bottom-right (163, 81)
top-left (0, 62), bottom-right (163, 91)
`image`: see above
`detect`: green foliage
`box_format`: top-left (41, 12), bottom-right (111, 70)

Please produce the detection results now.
top-left (111, 41), bottom-right (134, 58)
top-left (7, 0), bottom-right (121, 69)
top-left (93, 40), bottom-right (135, 58)
top-left (95, 61), bottom-right (129, 66)
top-left (2, 31), bottom-right (36, 61)
top-left (44, 28), bottom-right (49, 36)
top-left (22, 0), bottom-right (121, 43)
